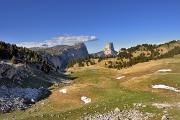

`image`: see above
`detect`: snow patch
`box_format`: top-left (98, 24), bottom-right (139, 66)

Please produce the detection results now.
top-left (152, 85), bottom-right (180, 92)
top-left (158, 69), bottom-right (172, 72)
top-left (81, 96), bottom-right (91, 104)
top-left (59, 89), bottom-right (67, 94)
top-left (116, 76), bottom-right (125, 80)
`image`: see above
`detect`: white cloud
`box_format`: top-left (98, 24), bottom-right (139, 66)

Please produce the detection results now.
top-left (17, 35), bottom-right (97, 48)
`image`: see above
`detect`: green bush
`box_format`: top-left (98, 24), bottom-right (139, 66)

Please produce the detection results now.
top-left (11, 56), bottom-right (17, 64)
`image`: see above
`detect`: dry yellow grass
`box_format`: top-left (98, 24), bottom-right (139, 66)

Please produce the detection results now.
top-left (1, 55), bottom-right (180, 120)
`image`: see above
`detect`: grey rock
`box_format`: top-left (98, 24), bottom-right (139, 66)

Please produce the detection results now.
top-left (0, 63), bottom-right (31, 86)
top-left (114, 107), bottom-right (120, 114)
top-left (161, 115), bottom-right (169, 120)
top-left (91, 42), bottom-right (117, 58)
top-left (82, 108), bottom-right (154, 120)
top-left (0, 86), bottom-right (50, 113)
top-left (104, 42), bottom-right (117, 56)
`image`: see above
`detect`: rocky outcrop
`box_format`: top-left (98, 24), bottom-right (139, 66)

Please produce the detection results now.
top-left (0, 62), bottom-right (51, 113)
top-left (91, 42), bottom-right (117, 58)
top-left (104, 42), bottom-right (117, 56)
top-left (82, 108), bottom-right (154, 120)
top-left (0, 62), bottom-right (31, 86)
top-left (0, 86), bottom-right (50, 113)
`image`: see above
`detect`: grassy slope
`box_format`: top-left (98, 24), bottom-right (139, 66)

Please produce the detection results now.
top-left (1, 55), bottom-right (180, 120)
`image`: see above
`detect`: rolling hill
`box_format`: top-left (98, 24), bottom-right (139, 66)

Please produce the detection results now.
top-left (0, 40), bottom-right (180, 120)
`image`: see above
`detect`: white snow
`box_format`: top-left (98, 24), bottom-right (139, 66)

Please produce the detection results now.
top-left (152, 84), bottom-right (180, 92)
top-left (59, 88), bottom-right (67, 94)
top-left (158, 69), bottom-right (172, 72)
top-left (81, 96), bottom-right (91, 104)
top-left (116, 76), bottom-right (125, 80)
top-left (31, 99), bottom-right (35, 103)
top-left (61, 80), bottom-right (72, 84)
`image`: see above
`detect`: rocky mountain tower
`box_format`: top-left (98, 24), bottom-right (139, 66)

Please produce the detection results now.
top-left (103, 42), bottom-right (116, 56)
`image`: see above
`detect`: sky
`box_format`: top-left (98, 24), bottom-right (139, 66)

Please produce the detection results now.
top-left (0, 0), bottom-right (180, 53)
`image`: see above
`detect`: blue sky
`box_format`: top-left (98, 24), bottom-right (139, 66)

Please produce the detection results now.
top-left (0, 0), bottom-right (180, 53)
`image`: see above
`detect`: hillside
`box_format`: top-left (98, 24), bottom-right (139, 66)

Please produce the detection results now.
top-left (68, 40), bottom-right (180, 70)
top-left (1, 55), bottom-right (180, 120)
top-left (0, 41), bottom-right (42, 63)
top-left (31, 43), bottom-right (89, 70)
top-left (0, 41), bottom-right (74, 113)
top-left (0, 40), bottom-right (180, 119)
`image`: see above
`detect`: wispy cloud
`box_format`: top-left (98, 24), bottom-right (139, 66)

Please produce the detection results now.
top-left (17, 35), bottom-right (97, 48)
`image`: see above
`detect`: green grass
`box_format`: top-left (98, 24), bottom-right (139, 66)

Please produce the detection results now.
top-left (168, 109), bottom-right (180, 120)
top-left (22, 89), bottom-right (164, 120)
top-left (1, 55), bottom-right (180, 120)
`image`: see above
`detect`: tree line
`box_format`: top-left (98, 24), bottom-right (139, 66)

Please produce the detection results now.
top-left (67, 40), bottom-right (180, 70)
top-left (0, 41), bottom-right (42, 64)
top-left (106, 46), bottom-right (180, 70)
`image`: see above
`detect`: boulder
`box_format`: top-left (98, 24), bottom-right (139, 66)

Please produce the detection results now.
top-left (0, 63), bottom-right (31, 86)
top-left (161, 115), bottom-right (169, 120)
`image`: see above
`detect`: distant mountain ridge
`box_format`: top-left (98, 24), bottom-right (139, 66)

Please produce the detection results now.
top-left (31, 43), bottom-right (89, 70)
top-left (1, 40), bottom-right (180, 71)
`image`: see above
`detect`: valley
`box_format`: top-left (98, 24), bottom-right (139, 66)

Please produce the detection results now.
top-left (1, 55), bottom-right (179, 120)
top-left (1, 1), bottom-right (180, 119)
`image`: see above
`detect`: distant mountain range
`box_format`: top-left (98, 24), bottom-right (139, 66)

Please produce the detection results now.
top-left (1, 40), bottom-right (180, 71)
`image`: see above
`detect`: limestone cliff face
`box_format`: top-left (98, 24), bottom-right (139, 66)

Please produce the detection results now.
top-left (33, 43), bottom-right (89, 70)
top-left (92, 42), bottom-right (117, 57)
top-left (104, 42), bottom-right (116, 56)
